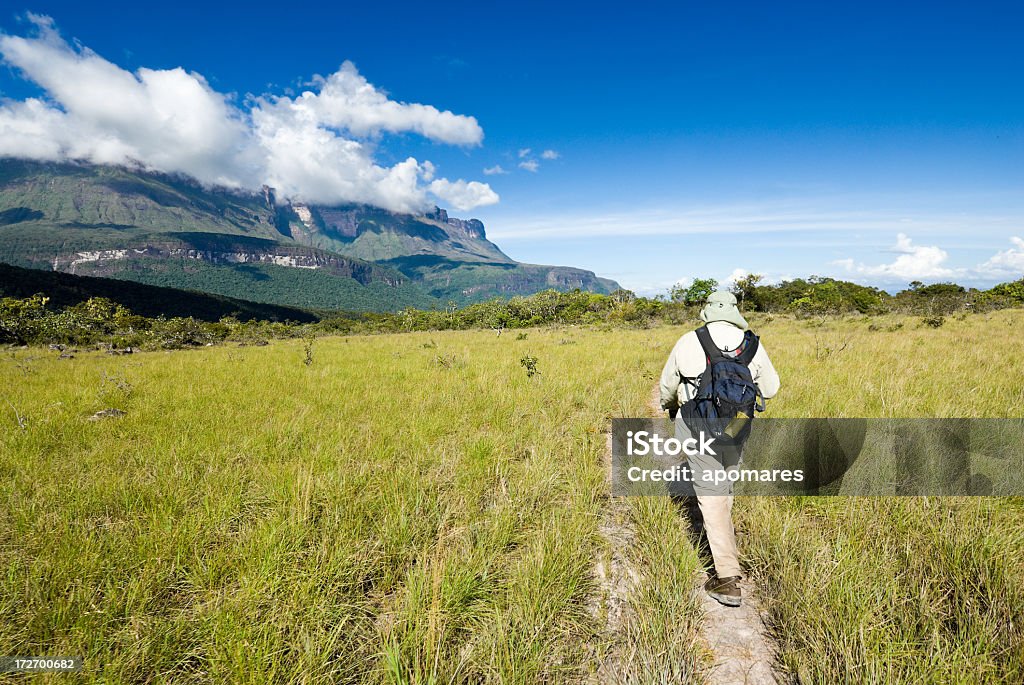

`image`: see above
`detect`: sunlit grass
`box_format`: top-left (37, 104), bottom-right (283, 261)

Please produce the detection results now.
top-left (739, 309), bottom-right (1024, 683)
top-left (3, 310), bottom-right (1023, 682)
top-left (2, 327), bottom-right (677, 682)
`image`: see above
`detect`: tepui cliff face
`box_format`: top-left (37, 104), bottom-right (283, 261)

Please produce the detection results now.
top-left (0, 159), bottom-right (620, 309)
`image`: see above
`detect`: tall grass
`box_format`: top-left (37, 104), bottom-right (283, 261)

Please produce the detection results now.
top-left (3, 310), bottom-right (1023, 683)
top-left (1, 327), bottom-right (704, 682)
top-left (736, 310), bottom-right (1024, 683)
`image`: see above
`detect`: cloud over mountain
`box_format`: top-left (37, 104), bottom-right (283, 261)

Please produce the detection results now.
top-left (0, 14), bottom-right (498, 213)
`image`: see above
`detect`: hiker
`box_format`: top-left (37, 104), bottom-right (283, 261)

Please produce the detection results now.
top-left (659, 290), bottom-right (780, 607)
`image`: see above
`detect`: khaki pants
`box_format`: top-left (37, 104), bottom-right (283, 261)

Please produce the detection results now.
top-left (695, 494), bottom-right (741, 577)
top-left (672, 416), bottom-right (743, 578)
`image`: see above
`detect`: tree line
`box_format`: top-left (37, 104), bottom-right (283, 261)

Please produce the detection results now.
top-left (2, 274), bottom-right (1023, 349)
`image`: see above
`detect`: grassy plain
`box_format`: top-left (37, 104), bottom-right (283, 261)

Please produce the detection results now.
top-left (2, 310), bottom-right (1023, 683)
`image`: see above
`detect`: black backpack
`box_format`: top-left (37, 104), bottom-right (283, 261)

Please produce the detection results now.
top-left (680, 325), bottom-right (765, 443)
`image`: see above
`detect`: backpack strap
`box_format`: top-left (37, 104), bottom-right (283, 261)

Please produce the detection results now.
top-left (736, 330), bottom-right (760, 365)
top-left (694, 325), bottom-right (723, 362)
top-left (696, 325), bottom-right (760, 364)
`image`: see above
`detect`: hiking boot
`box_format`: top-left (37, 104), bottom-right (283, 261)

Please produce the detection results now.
top-left (704, 574), bottom-right (742, 607)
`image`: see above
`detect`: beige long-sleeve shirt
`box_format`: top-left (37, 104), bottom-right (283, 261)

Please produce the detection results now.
top-left (659, 320), bottom-right (781, 410)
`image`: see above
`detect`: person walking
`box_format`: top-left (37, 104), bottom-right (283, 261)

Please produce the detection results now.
top-left (658, 290), bottom-right (780, 607)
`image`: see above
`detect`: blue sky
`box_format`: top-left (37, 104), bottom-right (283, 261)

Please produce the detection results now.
top-left (2, 1), bottom-right (1022, 293)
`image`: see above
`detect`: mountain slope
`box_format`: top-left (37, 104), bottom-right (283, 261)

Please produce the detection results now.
top-left (0, 159), bottom-right (619, 309)
top-left (0, 158), bottom-right (286, 238)
top-left (0, 224), bottom-right (437, 312)
top-left (0, 161), bottom-right (436, 311)
top-left (285, 205), bottom-right (619, 302)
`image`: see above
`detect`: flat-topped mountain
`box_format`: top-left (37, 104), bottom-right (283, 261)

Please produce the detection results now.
top-left (0, 159), bottom-right (619, 310)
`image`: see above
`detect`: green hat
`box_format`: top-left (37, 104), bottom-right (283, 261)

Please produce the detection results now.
top-left (699, 291), bottom-right (748, 330)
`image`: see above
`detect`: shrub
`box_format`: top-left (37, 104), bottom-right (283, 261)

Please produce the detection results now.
top-left (519, 355), bottom-right (540, 378)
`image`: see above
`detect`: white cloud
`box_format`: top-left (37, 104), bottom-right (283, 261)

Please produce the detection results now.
top-left (485, 196), bottom-right (1024, 244)
top-left (482, 164), bottom-right (507, 175)
top-left (671, 276), bottom-right (693, 288)
top-left (488, 204), bottom-right (909, 240)
top-left (0, 15), bottom-right (498, 212)
top-left (427, 178), bottom-right (499, 212)
top-left (276, 61), bottom-right (483, 144)
top-left (834, 233), bottom-right (959, 281)
top-left (836, 234), bottom-right (1024, 285)
top-left (976, 236), bottom-right (1024, 279)
top-left (722, 268), bottom-right (750, 285)
top-left (514, 146), bottom-right (557, 171)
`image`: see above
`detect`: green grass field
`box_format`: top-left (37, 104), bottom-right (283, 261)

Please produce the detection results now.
top-left (3, 311), bottom-right (1023, 683)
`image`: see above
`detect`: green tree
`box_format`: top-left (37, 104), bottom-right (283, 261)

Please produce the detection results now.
top-left (992, 279), bottom-right (1024, 303)
top-left (609, 288), bottom-right (636, 305)
top-left (671, 278), bottom-right (718, 306)
top-left (730, 273), bottom-right (763, 308)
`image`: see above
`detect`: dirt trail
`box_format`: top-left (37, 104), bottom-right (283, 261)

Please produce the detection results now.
top-left (589, 429), bottom-right (641, 682)
top-left (647, 386), bottom-right (784, 685)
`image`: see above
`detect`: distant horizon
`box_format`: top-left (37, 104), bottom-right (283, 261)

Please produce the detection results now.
top-left (2, 2), bottom-right (1022, 294)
